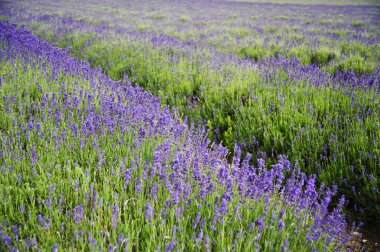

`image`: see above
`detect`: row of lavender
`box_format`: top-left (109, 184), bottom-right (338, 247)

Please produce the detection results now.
top-left (0, 21), bottom-right (362, 251)
top-left (8, 0), bottom-right (380, 73)
top-left (9, 9), bottom-right (380, 90)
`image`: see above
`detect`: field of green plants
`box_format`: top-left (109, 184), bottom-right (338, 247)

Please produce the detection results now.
top-left (0, 0), bottom-right (379, 251)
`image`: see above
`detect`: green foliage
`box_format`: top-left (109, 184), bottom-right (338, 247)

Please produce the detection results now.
top-left (328, 28), bottom-right (349, 37)
top-left (180, 16), bottom-right (189, 21)
top-left (264, 25), bottom-right (277, 33)
top-left (239, 45), bottom-right (265, 61)
top-left (137, 25), bottom-right (149, 31)
top-left (303, 19), bottom-right (312, 24)
top-left (351, 20), bottom-right (365, 27)
top-left (148, 12), bottom-right (166, 19)
top-left (336, 54), bottom-right (375, 75)
top-left (290, 46), bottom-right (338, 66)
top-left (318, 19), bottom-right (332, 25)
top-left (231, 28), bottom-right (251, 37)
top-left (223, 116), bottom-right (234, 151)
top-left (310, 48), bottom-right (337, 66)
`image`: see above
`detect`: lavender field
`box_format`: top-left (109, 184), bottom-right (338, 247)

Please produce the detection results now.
top-left (0, 0), bottom-right (379, 251)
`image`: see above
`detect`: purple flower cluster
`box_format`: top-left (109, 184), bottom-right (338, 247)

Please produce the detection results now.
top-left (259, 56), bottom-right (380, 90)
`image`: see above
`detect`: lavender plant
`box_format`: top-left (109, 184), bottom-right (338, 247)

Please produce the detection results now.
top-left (0, 22), bottom-right (362, 251)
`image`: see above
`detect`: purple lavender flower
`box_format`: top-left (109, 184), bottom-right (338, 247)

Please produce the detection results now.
top-left (112, 203), bottom-right (119, 230)
top-left (164, 240), bottom-right (175, 252)
top-left (255, 218), bottom-right (263, 230)
top-left (92, 189), bottom-right (97, 210)
top-left (24, 237), bottom-right (38, 248)
top-left (150, 183), bottom-right (158, 201)
top-left (1, 234), bottom-right (12, 246)
top-left (124, 169), bottom-right (132, 187)
top-left (193, 212), bottom-right (201, 229)
top-left (279, 209), bottom-right (285, 218)
top-left (108, 243), bottom-right (114, 252)
top-left (135, 178), bottom-right (142, 194)
top-left (196, 230), bottom-right (203, 242)
top-left (52, 243), bottom-right (59, 252)
top-left (254, 157), bottom-right (264, 169)
top-left (117, 233), bottom-right (124, 244)
top-left (45, 197), bottom-right (52, 209)
top-left (218, 198), bottom-right (228, 216)
top-left (73, 204), bottom-right (84, 224)
top-left (145, 202), bottom-right (154, 221)
top-left (278, 220), bottom-right (284, 230)
top-left (281, 238), bottom-right (289, 250)
top-left (11, 225), bottom-right (18, 241)
top-left (138, 126), bottom-right (146, 137)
